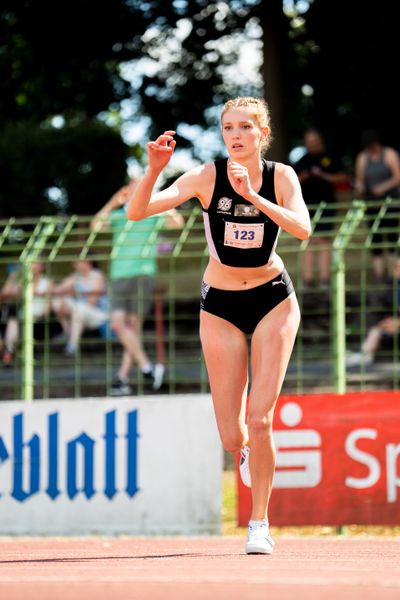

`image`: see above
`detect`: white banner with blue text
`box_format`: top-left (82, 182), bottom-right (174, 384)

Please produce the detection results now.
top-left (0, 394), bottom-right (222, 535)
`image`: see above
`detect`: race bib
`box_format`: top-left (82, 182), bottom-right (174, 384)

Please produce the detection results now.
top-left (224, 222), bottom-right (264, 249)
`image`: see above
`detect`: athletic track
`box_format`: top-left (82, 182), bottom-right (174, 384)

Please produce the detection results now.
top-left (0, 536), bottom-right (399, 599)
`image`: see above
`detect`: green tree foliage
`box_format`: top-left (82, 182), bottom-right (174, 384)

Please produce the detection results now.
top-left (1, 0), bottom-right (271, 218)
top-left (125, 0), bottom-right (265, 147)
top-left (0, 0), bottom-right (143, 216)
top-left (0, 122), bottom-right (129, 217)
top-left (0, 0), bottom-right (142, 124)
top-left (3, 0), bottom-right (397, 219)
top-left (295, 0), bottom-right (400, 157)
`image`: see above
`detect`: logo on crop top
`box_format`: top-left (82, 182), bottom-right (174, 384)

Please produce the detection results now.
top-left (234, 204), bottom-right (260, 217)
top-left (217, 197), bottom-right (233, 213)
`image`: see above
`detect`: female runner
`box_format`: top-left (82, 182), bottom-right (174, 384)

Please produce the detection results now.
top-left (127, 97), bottom-right (311, 554)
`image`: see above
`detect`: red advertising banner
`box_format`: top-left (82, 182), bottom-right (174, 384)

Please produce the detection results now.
top-left (238, 392), bottom-right (400, 526)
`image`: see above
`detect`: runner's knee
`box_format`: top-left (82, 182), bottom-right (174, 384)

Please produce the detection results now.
top-left (247, 414), bottom-right (273, 438)
top-left (220, 429), bottom-right (246, 453)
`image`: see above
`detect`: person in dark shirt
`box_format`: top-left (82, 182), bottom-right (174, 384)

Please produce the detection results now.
top-left (354, 129), bottom-right (400, 282)
top-left (295, 129), bottom-right (348, 288)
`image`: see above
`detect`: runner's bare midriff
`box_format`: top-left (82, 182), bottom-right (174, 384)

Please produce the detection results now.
top-left (203, 254), bottom-right (285, 290)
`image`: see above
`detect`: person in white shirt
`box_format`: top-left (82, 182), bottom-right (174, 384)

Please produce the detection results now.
top-left (52, 258), bottom-right (108, 356)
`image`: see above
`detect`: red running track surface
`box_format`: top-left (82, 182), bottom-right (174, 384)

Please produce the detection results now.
top-left (0, 536), bottom-right (399, 600)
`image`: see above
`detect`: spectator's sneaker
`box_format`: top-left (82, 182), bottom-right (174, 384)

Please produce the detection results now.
top-left (245, 521), bottom-right (275, 555)
top-left (346, 351), bottom-right (373, 368)
top-left (111, 377), bottom-right (132, 396)
top-left (152, 363), bottom-right (165, 390)
top-left (239, 445), bottom-right (251, 488)
top-left (64, 345), bottom-right (77, 357)
top-left (53, 332), bottom-right (68, 344)
top-left (2, 348), bottom-right (14, 368)
top-left (143, 363), bottom-right (165, 390)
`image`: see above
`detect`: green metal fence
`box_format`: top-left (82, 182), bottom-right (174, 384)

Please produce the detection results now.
top-left (1, 198), bottom-right (399, 401)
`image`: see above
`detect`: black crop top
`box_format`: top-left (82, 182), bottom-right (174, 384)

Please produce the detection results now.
top-left (202, 158), bottom-right (280, 268)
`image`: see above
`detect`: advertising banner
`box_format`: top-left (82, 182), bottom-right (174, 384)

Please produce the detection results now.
top-left (0, 394), bottom-right (222, 535)
top-left (238, 392), bottom-right (400, 526)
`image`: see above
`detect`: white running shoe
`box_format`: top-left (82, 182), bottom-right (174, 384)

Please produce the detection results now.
top-left (111, 377), bottom-right (132, 396)
top-left (239, 445), bottom-right (251, 488)
top-left (245, 520), bottom-right (275, 555)
top-left (143, 363), bottom-right (165, 390)
top-left (152, 363), bottom-right (165, 390)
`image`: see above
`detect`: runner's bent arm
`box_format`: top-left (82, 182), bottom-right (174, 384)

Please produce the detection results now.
top-left (127, 166), bottom-right (212, 220)
top-left (127, 131), bottom-right (212, 220)
top-left (228, 160), bottom-right (311, 240)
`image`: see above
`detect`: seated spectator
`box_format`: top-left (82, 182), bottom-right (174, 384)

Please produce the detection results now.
top-left (346, 315), bottom-right (400, 367)
top-left (0, 260), bottom-right (60, 366)
top-left (52, 258), bottom-right (108, 356)
top-left (0, 264), bottom-right (20, 366)
top-left (347, 275), bottom-right (400, 367)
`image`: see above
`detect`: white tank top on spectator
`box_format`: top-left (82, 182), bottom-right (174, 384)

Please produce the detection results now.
top-left (33, 276), bottom-right (51, 319)
top-left (74, 269), bottom-right (108, 310)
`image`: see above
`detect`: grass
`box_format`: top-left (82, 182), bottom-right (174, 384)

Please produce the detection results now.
top-left (222, 469), bottom-right (400, 537)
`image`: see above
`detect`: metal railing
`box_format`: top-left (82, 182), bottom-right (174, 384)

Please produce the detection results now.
top-left (0, 198), bottom-right (399, 401)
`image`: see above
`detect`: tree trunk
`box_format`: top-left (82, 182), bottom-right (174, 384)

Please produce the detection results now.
top-left (259, 0), bottom-right (289, 162)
